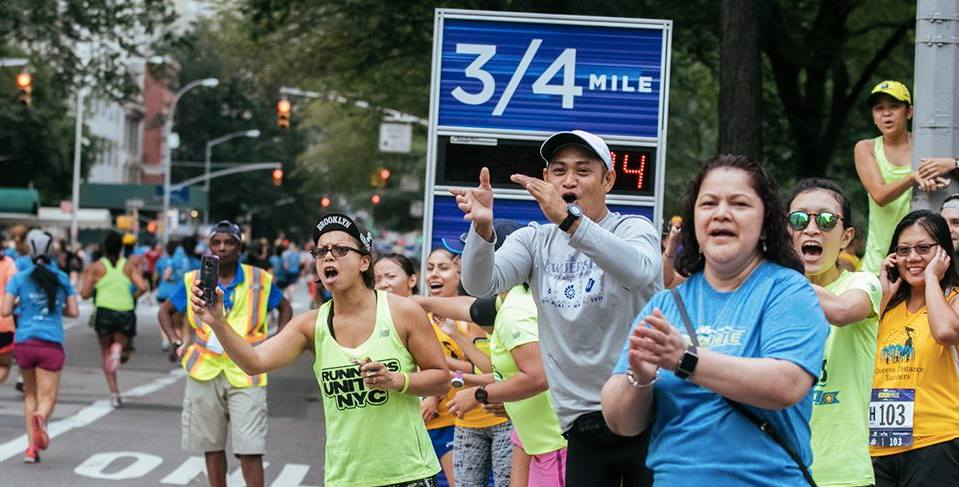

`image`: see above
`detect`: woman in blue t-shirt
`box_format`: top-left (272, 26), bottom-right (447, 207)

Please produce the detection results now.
top-left (0, 230), bottom-right (78, 464)
top-left (602, 155), bottom-right (829, 486)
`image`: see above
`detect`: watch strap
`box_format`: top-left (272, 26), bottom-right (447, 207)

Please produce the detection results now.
top-left (559, 206), bottom-right (581, 232)
top-left (474, 386), bottom-right (489, 404)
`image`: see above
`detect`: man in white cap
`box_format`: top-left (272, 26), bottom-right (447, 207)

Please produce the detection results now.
top-left (451, 130), bottom-right (662, 486)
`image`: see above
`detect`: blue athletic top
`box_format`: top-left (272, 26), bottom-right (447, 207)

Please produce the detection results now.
top-left (5, 263), bottom-right (75, 344)
top-left (614, 261), bottom-right (828, 486)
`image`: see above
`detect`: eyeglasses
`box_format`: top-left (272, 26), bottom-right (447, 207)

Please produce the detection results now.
top-left (894, 243), bottom-right (938, 258)
top-left (311, 245), bottom-right (365, 258)
top-left (787, 211), bottom-right (843, 232)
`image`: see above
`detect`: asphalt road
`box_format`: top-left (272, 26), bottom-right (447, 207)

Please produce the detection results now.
top-left (0, 283), bottom-right (327, 486)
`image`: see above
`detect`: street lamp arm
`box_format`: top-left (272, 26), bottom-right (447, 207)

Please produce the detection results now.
top-left (172, 162), bottom-right (281, 190)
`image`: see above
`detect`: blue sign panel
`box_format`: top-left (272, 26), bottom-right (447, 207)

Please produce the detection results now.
top-left (438, 18), bottom-right (665, 137)
top-left (430, 195), bottom-right (654, 251)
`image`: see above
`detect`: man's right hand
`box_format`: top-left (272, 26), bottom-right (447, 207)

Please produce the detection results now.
top-left (449, 167), bottom-right (494, 241)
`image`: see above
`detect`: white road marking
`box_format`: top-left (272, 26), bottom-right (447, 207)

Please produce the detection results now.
top-left (270, 464), bottom-right (319, 487)
top-left (74, 451), bottom-right (164, 480)
top-left (160, 455), bottom-right (273, 486)
top-left (0, 368), bottom-right (185, 462)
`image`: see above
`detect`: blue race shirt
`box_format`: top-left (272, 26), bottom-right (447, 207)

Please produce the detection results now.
top-left (613, 261), bottom-right (828, 486)
top-left (282, 250), bottom-right (300, 274)
top-left (5, 263), bottom-right (75, 344)
top-left (170, 261), bottom-right (284, 314)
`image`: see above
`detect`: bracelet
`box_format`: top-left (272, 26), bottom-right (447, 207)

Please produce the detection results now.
top-left (399, 372), bottom-right (410, 394)
top-left (626, 369), bottom-right (658, 389)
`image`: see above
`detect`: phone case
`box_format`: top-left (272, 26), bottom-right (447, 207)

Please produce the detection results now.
top-left (200, 255), bottom-right (219, 307)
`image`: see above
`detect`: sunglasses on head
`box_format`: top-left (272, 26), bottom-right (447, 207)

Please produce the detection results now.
top-left (311, 245), bottom-right (365, 258)
top-left (787, 211), bottom-right (843, 232)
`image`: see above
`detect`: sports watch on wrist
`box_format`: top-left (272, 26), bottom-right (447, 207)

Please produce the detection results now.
top-left (474, 386), bottom-right (489, 405)
top-left (559, 204), bottom-right (583, 232)
top-left (674, 345), bottom-right (699, 380)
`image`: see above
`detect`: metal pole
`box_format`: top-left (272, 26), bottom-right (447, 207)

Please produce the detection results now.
top-left (70, 90), bottom-right (84, 247)
top-left (911, 0), bottom-right (959, 211)
top-left (203, 141), bottom-right (212, 225)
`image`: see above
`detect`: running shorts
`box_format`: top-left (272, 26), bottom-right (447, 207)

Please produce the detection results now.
top-left (14, 339), bottom-right (65, 371)
top-left (429, 425), bottom-right (455, 458)
top-left (0, 331), bottom-right (13, 354)
top-left (93, 308), bottom-right (137, 337)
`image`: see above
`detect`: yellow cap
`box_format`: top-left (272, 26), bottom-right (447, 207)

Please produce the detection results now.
top-left (868, 80), bottom-right (911, 106)
top-left (122, 233), bottom-right (136, 245)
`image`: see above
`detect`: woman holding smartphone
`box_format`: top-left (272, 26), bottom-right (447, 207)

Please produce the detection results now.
top-left (189, 213), bottom-right (449, 487)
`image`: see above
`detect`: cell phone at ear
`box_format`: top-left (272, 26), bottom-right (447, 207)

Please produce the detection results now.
top-left (887, 266), bottom-right (899, 283)
top-left (200, 255), bottom-right (219, 307)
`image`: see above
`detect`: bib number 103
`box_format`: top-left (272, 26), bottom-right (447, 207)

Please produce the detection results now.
top-left (451, 40), bottom-right (582, 116)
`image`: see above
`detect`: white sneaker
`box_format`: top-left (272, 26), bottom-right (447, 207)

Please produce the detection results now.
top-left (110, 393), bottom-right (122, 409)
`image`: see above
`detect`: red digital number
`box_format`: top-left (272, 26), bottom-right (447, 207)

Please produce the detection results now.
top-left (610, 151), bottom-right (647, 190)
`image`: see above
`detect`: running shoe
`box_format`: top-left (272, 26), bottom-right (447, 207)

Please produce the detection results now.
top-left (31, 413), bottom-right (49, 450)
top-left (15, 376), bottom-right (24, 393)
top-left (110, 393), bottom-right (122, 409)
top-left (107, 342), bottom-right (123, 373)
top-left (23, 446), bottom-right (39, 463)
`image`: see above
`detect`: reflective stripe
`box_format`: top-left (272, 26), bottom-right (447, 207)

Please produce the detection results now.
top-left (248, 267), bottom-right (263, 335)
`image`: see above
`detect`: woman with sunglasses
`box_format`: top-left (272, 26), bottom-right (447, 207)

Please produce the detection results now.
top-left (787, 178), bottom-right (881, 487)
top-left (189, 213), bottom-right (448, 487)
top-left (871, 210), bottom-right (959, 487)
top-left (601, 155), bottom-right (829, 486)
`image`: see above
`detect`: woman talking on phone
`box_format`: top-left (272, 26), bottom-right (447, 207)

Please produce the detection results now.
top-left (871, 210), bottom-right (959, 487)
top-left (189, 213), bottom-right (449, 487)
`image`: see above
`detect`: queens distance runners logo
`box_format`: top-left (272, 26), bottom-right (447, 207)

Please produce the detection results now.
top-left (321, 359), bottom-right (401, 410)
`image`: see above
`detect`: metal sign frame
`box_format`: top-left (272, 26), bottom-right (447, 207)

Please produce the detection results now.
top-left (422, 8), bottom-right (672, 270)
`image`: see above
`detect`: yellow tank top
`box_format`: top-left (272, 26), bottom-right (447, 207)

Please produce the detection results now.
top-left (426, 314), bottom-right (507, 430)
top-left (871, 293), bottom-right (959, 456)
top-left (861, 136), bottom-right (912, 274)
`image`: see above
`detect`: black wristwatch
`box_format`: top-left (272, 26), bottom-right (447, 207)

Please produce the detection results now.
top-left (674, 345), bottom-right (699, 380)
top-left (559, 204), bottom-right (583, 232)
top-left (474, 386), bottom-right (489, 405)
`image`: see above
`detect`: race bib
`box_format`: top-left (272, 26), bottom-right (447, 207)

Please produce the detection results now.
top-left (869, 388), bottom-right (914, 448)
top-left (204, 331), bottom-right (225, 354)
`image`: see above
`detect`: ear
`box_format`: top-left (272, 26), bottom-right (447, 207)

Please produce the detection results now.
top-left (840, 226), bottom-right (855, 250)
top-left (906, 106), bottom-right (914, 120)
top-left (603, 166), bottom-right (616, 193)
top-left (542, 166), bottom-right (549, 180)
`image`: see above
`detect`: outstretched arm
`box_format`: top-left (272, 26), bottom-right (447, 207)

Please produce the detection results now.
top-left (190, 283), bottom-right (313, 375)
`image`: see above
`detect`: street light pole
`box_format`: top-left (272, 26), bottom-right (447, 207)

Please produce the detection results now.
top-left (70, 89), bottom-right (86, 247)
top-left (203, 129), bottom-right (260, 224)
top-left (161, 77), bottom-right (219, 243)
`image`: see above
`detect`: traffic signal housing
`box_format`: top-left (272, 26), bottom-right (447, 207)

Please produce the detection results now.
top-left (276, 98), bottom-right (291, 128)
top-left (15, 72), bottom-right (32, 107)
top-left (272, 168), bottom-right (283, 187)
top-left (321, 196), bottom-right (331, 208)
top-left (371, 167), bottom-right (391, 188)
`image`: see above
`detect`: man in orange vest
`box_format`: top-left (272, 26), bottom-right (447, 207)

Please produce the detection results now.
top-left (158, 221), bottom-right (292, 487)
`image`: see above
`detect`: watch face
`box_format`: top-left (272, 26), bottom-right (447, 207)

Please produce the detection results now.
top-left (474, 387), bottom-right (488, 403)
top-left (568, 204), bottom-right (583, 217)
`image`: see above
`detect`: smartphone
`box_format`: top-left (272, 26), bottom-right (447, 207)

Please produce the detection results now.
top-left (887, 266), bottom-right (899, 283)
top-left (200, 255), bottom-right (219, 307)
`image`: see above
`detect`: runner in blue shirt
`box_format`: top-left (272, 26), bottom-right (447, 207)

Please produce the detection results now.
top-left (1, 230), bottom-right (78, 464)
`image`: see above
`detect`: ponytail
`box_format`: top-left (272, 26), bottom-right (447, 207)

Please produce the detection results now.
top-left (30, 257), bottom-right (63, 313)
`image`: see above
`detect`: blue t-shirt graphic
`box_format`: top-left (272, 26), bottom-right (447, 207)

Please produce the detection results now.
top-left (614, 261), bottom-right (828, 486)
top-left (6, 263), bottom-right (75, 344)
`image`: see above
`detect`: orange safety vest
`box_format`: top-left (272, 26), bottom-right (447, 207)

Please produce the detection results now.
top-left (181, 264), bottom-right (273, 388)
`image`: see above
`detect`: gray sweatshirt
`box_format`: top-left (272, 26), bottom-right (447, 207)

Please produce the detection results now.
top-left (462, 211), bottom-right (663, 430)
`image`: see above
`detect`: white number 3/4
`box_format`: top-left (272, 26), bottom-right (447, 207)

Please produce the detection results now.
top-left (451, 44), bottom-right (496, 106)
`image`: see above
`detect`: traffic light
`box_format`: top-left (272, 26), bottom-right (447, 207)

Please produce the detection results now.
top-left (272, 168), bottom-right (283, 187)
top-left (276, 98), bottom-right (291, 128)
top-left (15, 72), bottom-right (32, 107)
top-left (371, 194), bottom-right (381, 205)
top-left (321, 196), bottom-right (331, 208)
top-left (371, 167), bottom-right (391, 188)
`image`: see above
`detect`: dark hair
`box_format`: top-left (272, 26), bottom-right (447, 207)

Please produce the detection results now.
top-left (882, 210), bottom-right (959, 317)
top-left (375, 253), bottom-right (419, 294)
top-left (675, 154), bottom-right (804, 276)
top-left (165, 239), bottom-right (179, 256)
top-left (30, 257), bottom-right (64, 313)
top-left (788, 178), bottom-right (853, 229)
top-left (181, 236), bottom-right (198, 257)
top-left (103, 231), bottom-right (123, 257)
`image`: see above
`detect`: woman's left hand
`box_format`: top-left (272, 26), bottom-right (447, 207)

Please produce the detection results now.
top-left (925, 246), bottom-right (951, 282)
top-left (447, 387), bottom-right (480, 418)
top-left (632, 308), bottom-right (687, 371)
top-left (360, 361), bottom-right (403, 392)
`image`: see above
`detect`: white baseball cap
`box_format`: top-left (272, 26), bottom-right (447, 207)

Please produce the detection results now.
top-left (539, 130), bottom-right (613, 171)
top-left (26, 229), bottom-right (53, 259)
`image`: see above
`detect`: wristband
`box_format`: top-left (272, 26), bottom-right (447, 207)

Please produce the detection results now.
top-left (399, 372), bottom-right (410, 394)
top-left (626, 369), bottom-right (658, 388)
